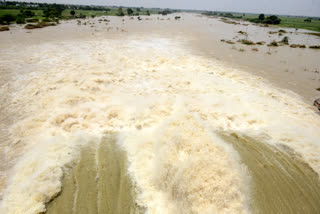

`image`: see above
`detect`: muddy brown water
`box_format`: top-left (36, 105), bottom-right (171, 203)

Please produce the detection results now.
top-left (46, 132), bottom-right (320, 214)
top-left (0, 13), bottom-right (320, 213)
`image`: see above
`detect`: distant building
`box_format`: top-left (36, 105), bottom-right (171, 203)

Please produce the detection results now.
top-left (26, 4), bottom-right (39, 7)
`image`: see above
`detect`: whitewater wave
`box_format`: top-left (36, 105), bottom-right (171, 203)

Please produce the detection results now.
top-left (1, 36), bottom-right (320, 213)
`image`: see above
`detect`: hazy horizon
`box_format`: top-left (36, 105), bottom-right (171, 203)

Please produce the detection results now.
top-left (11, 0), bottom-right (320, 17)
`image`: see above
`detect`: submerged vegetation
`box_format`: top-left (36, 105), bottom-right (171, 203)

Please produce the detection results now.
top-left (268, 41), bottom-right (279, 47)
top-left (281, 36), bottom-right (289, 45)
top-left (238, 30), bottom-right (248, 36)
top-left (226, 40), bottom-right (235, 44)
top-left (220, 31), bottom-right (319, 49)
top-left (239, 39), bottom-right (255, 45)
top-left (0, 25), bottom-right (9, 31)
top-left (309, 45), bottom-right (320, 49)
top-left (24, 21), bottom-right (56, 29)
top-left (289, 44), bottom-right (306, 48)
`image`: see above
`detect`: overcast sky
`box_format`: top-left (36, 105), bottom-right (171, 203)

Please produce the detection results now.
top-left (14, 0), bottom-right (320, 17)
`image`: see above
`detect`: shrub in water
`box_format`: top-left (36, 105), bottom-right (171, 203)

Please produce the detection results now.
top-left (281, 36), bottom-right (289, 45)
top-left (16, 16), bottom-right (25, 24)
top-left (0, 26), bottom-right (9, 31)
top-left (268, 41), bottom-right (278, 46)
top-left (240, 39), bottom-right (255, 45)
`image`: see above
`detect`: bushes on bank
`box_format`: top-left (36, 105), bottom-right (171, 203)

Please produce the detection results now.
top-left (0, 14), bottom-right (15, 25)
top-left (116, 8), bottom-right (125, 16)
top-left (247, 14), bottom-right (281, 25)
top-left (15, 15), bottom-right (25, 24)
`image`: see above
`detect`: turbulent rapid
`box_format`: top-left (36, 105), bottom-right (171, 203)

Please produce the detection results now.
top-left (0, 34), bottom-right (320, 214)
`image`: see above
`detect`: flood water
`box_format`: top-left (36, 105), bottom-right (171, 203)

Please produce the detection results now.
top-left (0, 13), bottom-right (320, 214)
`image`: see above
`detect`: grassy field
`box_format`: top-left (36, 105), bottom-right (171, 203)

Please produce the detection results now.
top-left (206, 13), bottom-right (320, 32)
top-left (0, 9), bottom-right (43, 17)
top-left (277, 16), bottom-right (320, 32)
top-left (62, 9), bottom-right (114, 17)
top-left (243, 14), bottom-right (320, 32)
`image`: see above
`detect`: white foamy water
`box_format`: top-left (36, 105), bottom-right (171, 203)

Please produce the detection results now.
top-left (0, 34), bottom-right (320, 214)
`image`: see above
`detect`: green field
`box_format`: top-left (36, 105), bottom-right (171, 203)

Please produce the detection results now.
top-left (242, 14), bottom-right (320, 32)
top-left (0, 9), bottom-right (43, 17)
top-left (205, 12), bottom-right (320, 32)
top-left (62, 9), bottom-right (117, 17)
top-left (243, 14), bottom-right (320, 32)
top-left (277, 16), bottom-right (320, 32)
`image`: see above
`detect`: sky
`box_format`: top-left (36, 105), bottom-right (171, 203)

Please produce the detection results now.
top-left (13, 0), bottom-right (320, 17)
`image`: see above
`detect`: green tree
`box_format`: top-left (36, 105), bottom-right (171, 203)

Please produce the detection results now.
top-left (16, 15), bottom-right (25, 24)
top-left (224, 13), bottom-right (234, 18)
top-left (117, 7), bottom-right (124, 16)
top-left (160, 10), bottom-right (171, 15)
top-left (79, 13), bottom-right (86, 19)
top-left (70, 10), bottom-right (75, 17)
top-left (127, 8), bottom-right (133, 16)
top-left (18, 10), bottom-right (35, 18)
top-left (258, 14), bottom-right (265, 20)
top-left (136, 8), bottom-right (141, 12)
top-left (43, 4), bottom-right (65, 18)
top-left (146, 10), bottom-right (150, 16)
top-left (264, 15), bottom-right (281, 24)
top-left (0, 14), bottom-right (16, 25)
top-left (44, 9), bottom-right (60, 18)
top-left (304, 18), bottom-right (312, 23)
top-left (281, 36), bottom-right (289, 45)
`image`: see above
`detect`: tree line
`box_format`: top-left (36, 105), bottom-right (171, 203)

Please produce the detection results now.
top-left (248, 14), bottom-right (281, 24)
top-left (0, 4), bottom-right (66, 25)
top-left (202, 11), bottom-right (282, 25)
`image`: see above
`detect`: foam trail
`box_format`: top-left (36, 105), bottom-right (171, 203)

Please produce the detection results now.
top-left (118, 114), bottom-right (251, 214)
top-left (45, 115), bottom-right (251, 214)
top-left (0, 36), bottom-right (320, 214)
top-left (0, 133), bottom-right (100, 214)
